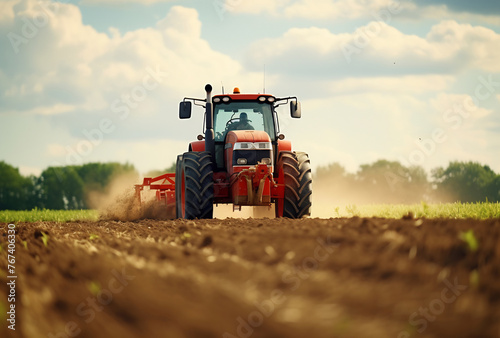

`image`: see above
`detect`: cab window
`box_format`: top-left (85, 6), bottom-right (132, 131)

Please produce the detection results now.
top-left (213, 101), bottom-right (276, 141)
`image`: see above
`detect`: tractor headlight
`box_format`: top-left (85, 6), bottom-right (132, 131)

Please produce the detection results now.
top-left (260, 158), bottom-right (272, 165)
top-left (222, 96), bottom-right (231, 102)
top-left (237, 158), bottom-right (248, 165)
top-left (257, 96), bottom-right (276, 103)
top-left (213, 97), bottom-right (221, 103)
top-left (234, 142), bottom-right (271, 150)
top-left (234, 142), bottom-right (251, 150)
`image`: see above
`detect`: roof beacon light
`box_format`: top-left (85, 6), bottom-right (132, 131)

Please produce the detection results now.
top-left (233, 87), bottom-right (240, 94)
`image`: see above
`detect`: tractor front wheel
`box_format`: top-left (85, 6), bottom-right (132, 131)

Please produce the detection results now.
top-left (275, 151), bottom-right (312, 218)
top-left (176, 152), bottom-right (214, 219)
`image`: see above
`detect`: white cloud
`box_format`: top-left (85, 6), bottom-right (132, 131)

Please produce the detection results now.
top-left (328, 75), bottom-right (454, 95)
top-left (157, 6), bottom-right (201, 39)
top-left (409, 91), bottom-right (499, 170)
top-left (0, 2), bottom-right (261, 121)
top-left (23, 103), bottom-right (77, 116)
top-left (284, 0), bottom-right (399, 20)
top-left (47, 143), bottom-right (66, 157)
top-left (1, 1), bottom-right (111, 112)
top-left (400, 4), bottom-right (500, 26)
top-left (430, 93), bottom-right (492, 123)
top-left (426, 21), bottom-right (500, 72)
top-left (245, 26), bottom-right (345, 77)
top-left (80, 0), bottom-right (176, 5)
top-left (48, 138), bottom-right (189, 175)
top-left (109, 139), bottom-right (187, 174)
top-left (279, 93), bottom-right (429, 170)
top-left (246, 20), bottom-right (500, 78)
top-left (420, 127), bottom-right (500, 172)
top-left (223, 0), bottom-right (500, 26)
top-left (222, 0), bottom-right (292, 15)
top-left (0, 0), bottom-right (19, 22)
top-left (2, 0), bottom-right (500, 177)
top-left (0, 1), bottom-right (266, 173)
top-left (222, 0), bottom-right (401, 19)
top-left (18, 166), bottom-right (42, 177)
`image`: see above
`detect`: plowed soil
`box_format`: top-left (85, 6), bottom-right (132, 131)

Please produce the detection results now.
top-left (1, 217), bottom-right (500, 338)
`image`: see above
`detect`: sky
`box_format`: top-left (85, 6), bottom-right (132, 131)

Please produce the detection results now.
top-left (0, 0), bottom-right (499, 177)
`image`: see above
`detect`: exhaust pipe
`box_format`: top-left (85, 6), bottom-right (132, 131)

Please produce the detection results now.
top-left (204, 84), bottom-right (215, 161)
top-left (205, 84), bottom-right (213, 107)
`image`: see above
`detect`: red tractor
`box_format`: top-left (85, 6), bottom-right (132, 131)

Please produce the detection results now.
top-left (135, 84), bottom-right (312, 219)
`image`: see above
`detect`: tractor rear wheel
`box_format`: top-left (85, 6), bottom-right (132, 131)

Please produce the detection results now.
top-left (175, 154), bottom-right (183, 218)
top-left (176, 152), bottom-right (214, 219)
top-left (275, 151), bottom-right (312, 218)
top-left (295, 151), bottom-right (312, 217)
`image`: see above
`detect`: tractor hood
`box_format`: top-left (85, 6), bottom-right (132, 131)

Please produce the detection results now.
top-left (226, 130), bottom-right (271, 144)
top-left (225, 130), bottom-right (273, 175)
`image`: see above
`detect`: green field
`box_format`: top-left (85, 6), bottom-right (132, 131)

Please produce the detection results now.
top-left (0, 209), bottom-right (99, 223)
top-left (336, 201), bottom-right (500, 219)
top-left (0, 202), bottom-right (499, 222)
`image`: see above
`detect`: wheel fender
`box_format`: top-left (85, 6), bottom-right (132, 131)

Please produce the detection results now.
top-left (277, 139), bottom-right (292, 154)
top-left (189, 141), bottom-right (205, 152)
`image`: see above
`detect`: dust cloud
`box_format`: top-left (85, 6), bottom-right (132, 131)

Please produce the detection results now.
top-left (312, 186), bottom-right (363, 218)
top-left (310, 174), bottom-right (443, 218)
top-left (88, 172), bottom-right (274, 221)
top-left (88, 170), bottom-right (431, 221)
top-left (87, 173), bottom-right (174, 221)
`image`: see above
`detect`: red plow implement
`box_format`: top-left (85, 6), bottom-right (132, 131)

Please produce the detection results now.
top-left (135, 173), bottom-right (175, 207)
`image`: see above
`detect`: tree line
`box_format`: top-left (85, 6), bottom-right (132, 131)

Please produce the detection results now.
top-left (0, 161), bottom-right (137, 210)
top-left (1, 159), bottom-right (499, 210)
top-left (315, 160), bottom-right (500, 204)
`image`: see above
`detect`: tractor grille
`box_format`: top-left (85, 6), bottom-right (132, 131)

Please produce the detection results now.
top-left (233, 149), bottom-right (272, 166)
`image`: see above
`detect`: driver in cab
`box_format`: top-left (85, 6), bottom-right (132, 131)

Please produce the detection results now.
top-left (228, 112), bottom-right (254, 131)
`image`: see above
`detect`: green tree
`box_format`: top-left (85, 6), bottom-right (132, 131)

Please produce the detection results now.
top-left (37, 166), bottom-right (85, 209)
top-left (356, 160), bottom-right (429, 203)
top-left (432, 161), bottom-right (498, 202)
top-left (489, 176), bottom-right (500, 202)
top-left (0, 161), bottom-right (34, 210)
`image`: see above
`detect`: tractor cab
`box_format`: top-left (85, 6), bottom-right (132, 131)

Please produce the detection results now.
top-left (212, 93), bottom-right (277, 170)
top-left (179, 86), bottom-right (301, 170)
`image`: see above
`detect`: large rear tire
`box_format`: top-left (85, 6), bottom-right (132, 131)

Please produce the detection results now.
top-left (295, 151), bottom-right (312, 217)
top-left (275, 151), bottom-right (312, 218)
top-left (176, 152), bottom-right (214, 219)
top-left (175, 154), bottom-right (183, 218)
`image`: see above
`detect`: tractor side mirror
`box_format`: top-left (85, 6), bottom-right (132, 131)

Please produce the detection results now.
top-left (179, 101), bottom-right (192, 119)
top-left (290, 101), bottom-right (301, 118)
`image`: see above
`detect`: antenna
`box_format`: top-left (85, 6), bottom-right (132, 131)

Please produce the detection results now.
top-left (221, 81), bottom-right (225, 94)
top-left (263, 64), bottom-right (266, 94)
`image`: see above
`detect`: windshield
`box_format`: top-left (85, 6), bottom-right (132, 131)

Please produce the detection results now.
top-left (213, 101), bottom-right (276, 141)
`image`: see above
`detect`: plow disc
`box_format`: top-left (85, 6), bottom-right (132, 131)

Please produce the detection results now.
top-left (134, 173), bottom-right (176, 219)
